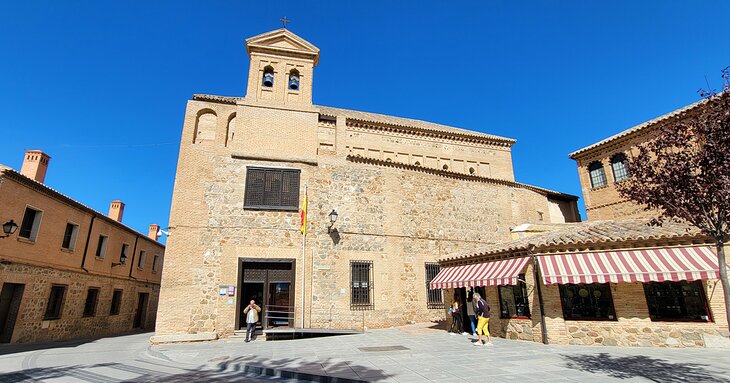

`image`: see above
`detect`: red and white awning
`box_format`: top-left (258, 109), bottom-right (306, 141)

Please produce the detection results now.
top-left (429, 257), bottom-right (530, 289)
top-left (537, 246), bottom-right (721, 285)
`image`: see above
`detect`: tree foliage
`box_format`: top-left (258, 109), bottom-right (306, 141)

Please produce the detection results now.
top-left (616, 91), bottom-right (730, 241)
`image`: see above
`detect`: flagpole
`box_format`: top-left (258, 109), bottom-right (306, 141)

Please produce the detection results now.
top-left (301, 185), bottom-right (307, 329)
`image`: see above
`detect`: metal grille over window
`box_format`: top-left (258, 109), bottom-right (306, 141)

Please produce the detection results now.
top-left (351, 260), bottom-right (374, 310)
top-left (610, 153), bottom-right (630, 182)
top-left (244, 167), bottom-right (301, 211)
top-left (425, 263), bottom-right (443, 308)
top-left (588, 161), bottom-right (607, 188)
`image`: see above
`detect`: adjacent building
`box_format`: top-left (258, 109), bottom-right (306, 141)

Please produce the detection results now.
top-left (154, 28), bottom-right (580, 343)
top-left (0, 150), bottom-right (165, 344)
top-left (429, 96), bottom-right (729, 348)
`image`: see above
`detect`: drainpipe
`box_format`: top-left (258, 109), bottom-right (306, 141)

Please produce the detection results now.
top-left (128, 235), bottom-right (139, 278)
top-left (530, 248), bottom-right (549, 345)
top-left (80, 214), bottom-right (97, 272)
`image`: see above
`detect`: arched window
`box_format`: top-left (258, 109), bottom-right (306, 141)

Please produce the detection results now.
top-left (588, 161), bottom-right (607, 188)
top-left (610, 153), bottom-right (630, 182)
top-left (288, 69), bottom-right (300, 90)
top-left (262, 66), bottom-right (274, 88)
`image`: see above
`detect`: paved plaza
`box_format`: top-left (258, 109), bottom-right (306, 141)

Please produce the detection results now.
top-left (1, 323), bottom-right (729, 382)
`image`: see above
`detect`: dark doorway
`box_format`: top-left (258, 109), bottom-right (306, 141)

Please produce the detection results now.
top-left (0, 283), bottom-right (25, 343)
top-left (133, 293), bottom-right (149, 329)
top-left (238, 259), bottom-right (295, 330)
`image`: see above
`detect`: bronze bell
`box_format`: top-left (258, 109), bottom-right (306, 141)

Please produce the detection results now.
top-left (263, 72), bottom-right (274, 87)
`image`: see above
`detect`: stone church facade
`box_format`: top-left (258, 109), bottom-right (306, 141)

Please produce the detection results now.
top-left (154, 28), bottom-right (579, 342)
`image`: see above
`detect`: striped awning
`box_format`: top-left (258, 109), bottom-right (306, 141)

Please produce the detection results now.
top-left (537, 246), bottom-right (721, 285)
top-left (429, 257), bottom-right (530, 289)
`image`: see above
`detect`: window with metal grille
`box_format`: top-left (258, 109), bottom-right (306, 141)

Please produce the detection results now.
top-left (83, 288), bottom-right (100, 317)
top-left (425, 263), bottom-right (443, 308)
top-left (351, 260), bottom-right (374, 310)
top-left (44, 285), bottom-right (66, 320)
top-left (610, 153), bottom-right (630, 182)
top-left (244, 167), bottom-right (301, 211)
top-left (588, 161), bottom-right (607, 188)
top-left (110, 289), bottom-right (123, 315)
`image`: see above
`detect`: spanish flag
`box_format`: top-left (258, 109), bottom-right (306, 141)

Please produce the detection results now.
top-left (300, 190), bottom-right (307, 235)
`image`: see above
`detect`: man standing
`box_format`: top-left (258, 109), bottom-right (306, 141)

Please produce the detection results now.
top-left (472, 292), bottom-right (493, 346)
top-left (243, 300), bottom-right (261, 343)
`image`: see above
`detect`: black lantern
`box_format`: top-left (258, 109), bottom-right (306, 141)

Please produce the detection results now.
top-left (2, 220), bottom-right (18, 238)
top-left (328, 210), bottom-right (338, 233)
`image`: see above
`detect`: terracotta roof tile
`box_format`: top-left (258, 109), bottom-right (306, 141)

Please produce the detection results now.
top-left (441, 219), bottom-right (705, 263)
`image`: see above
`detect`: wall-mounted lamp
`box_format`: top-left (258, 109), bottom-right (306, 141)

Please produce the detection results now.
top-left (328, 210), bottom-right (338, 233)
top-left (156, 228), bottom-right (171, 238)
top-left (1, 220), bottom-right (18, 239)
top-left (112, 253), bottom-right (128, 267)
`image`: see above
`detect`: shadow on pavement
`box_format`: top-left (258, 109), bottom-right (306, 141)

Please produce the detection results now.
top-left (0, 356), bottom-right (394, 383)
top-left (563, 352), bottom-right (726, 382)
top-left (0, 331), bottom-right (153, 356)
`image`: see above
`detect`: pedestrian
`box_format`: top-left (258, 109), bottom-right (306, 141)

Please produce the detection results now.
top-left (472, 292), bottom-right (493, 346)
top-left (243, 299), bottom-right (261, 342)
top-left (466, 290), bottom-right (477, 336)
top-left (451, 300), bottom-right (463, 334)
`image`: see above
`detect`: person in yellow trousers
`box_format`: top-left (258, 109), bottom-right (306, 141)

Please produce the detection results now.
top-left (472, 292), bottom-right (493, 346)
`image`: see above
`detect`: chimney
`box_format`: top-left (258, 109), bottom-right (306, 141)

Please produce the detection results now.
top-left (108, 200), bottom-right (125, 222)
top-left (148, 224), bottom-right (160, 241)
top-left (20, 150), bottom-right (51, 183)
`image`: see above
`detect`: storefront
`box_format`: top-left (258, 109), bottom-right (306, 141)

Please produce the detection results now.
top-left (432, 220), bottom-right (729, 347)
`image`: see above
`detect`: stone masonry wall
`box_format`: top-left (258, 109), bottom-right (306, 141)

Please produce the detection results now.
top-left (0, 262), bottom-right (158, 343)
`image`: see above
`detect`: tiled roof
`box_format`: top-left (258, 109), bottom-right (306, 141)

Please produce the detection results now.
top-left (0, 165), bottom-right (164, 248)
top-left (568, 96), bottom-right (711, 159)
top-left (190, 94), bottom-right (515, 145)
top-left (441, 219), bottom-right (706, 263)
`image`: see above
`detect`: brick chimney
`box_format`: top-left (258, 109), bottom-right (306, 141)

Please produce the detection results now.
top-left (108, 200), bottom-right (125, 222)
top-left (20, 150), bottom-right (51, 183)
top-left (148, 224), bottom-right (160, 241)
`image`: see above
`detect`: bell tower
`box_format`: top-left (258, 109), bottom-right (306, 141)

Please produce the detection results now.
top-left (244, 29), bottom-right (320, 106)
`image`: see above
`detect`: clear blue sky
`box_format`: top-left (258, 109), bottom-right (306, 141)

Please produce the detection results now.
top-left (1, 1), bottom-right (729, 236)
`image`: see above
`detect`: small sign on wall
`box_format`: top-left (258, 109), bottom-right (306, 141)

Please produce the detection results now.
top-left (228, 286), bottom-right (235, 296)
top-left (219, 288), bottom-right (227, 296)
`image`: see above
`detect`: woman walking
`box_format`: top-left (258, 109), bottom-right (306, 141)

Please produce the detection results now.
top-left (472, 292), bottom-right (493, 346)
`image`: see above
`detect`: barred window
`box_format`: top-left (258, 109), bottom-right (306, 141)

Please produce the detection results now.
top-left (351, 260), bottom-right (374, 310)
top-left (425, 263), bottom-right (443, 308)
top-left (610, 153), bottom-right (630, 182)
top-left (588, 161), bottom-right (607, 188)
top-left (244, 167), bottom-right (301, 211)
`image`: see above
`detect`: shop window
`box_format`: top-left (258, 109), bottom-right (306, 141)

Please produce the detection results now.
top-left (559, 283), bottom-right (616, 321)
top-left (425, 263), bottom-right (443, 308)
top-left (611, 153), bottom-right (630, 182)
top-left (61, 222), bottom-right (79, 250)
top-left (244, 167), bottom-right (301, 211)
top-left (83, 288), bottom-right (100, 317)
top-left (110, 289), bottom-right (123, 315)
top-left (44, 285), bottom-right (67, 320)
top-left (18, 206), bottom-right (43, 241)
top-left (95, 235), bottom-right (108, 258)
top-left (351, 260), bottom-right (374, 310)
top-left (498, 274), bottom-right (531, 318)
top-left (588, 161), bottom-right (607, 188)
top-left (644, 281), bottom-right (711, 322)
